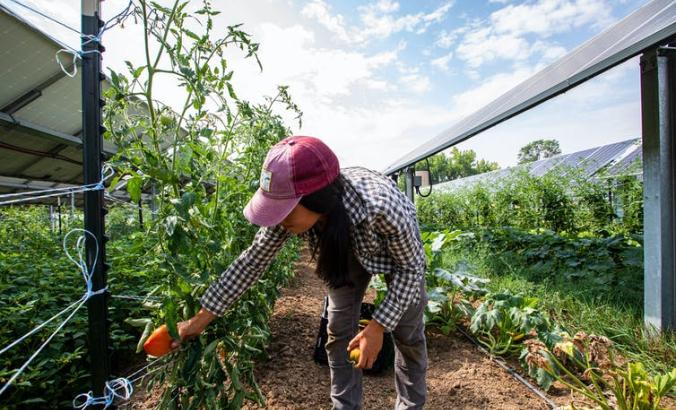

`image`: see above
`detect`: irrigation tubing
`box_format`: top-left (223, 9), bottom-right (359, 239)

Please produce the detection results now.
top-left (455, 326), bottom-right (558, 409)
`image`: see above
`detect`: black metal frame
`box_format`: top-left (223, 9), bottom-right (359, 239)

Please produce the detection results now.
top-left (81, 0), bottom-right (111, 405)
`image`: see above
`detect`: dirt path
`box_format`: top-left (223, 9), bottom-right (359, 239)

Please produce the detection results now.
top-left (241, 254), bottom-right (570, 410)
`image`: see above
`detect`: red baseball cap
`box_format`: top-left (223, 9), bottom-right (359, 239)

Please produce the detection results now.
top-left (244, 136), bottom-right (340, 227)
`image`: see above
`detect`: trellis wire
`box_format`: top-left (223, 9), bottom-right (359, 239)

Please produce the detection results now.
top-left (5, 0), bottom-right (136, 77)
top-left (0, 229), bottom-right (105, 397)
top-left (73, 351), bottom-right (177, 409)
top-left (0, 165), bottom-right (113, 207)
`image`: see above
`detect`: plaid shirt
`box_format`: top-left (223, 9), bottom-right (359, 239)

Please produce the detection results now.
top-left (200, 167), bottom-right (427, 332)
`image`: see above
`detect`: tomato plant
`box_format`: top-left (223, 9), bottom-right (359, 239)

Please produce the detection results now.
top-left (103, 1), bottom-right (302, 407)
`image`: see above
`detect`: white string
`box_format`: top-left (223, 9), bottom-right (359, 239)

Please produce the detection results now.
top-left (111, 294), bottom-right (161, 302)
top-left (0, 165), bottom-right (114, 207)
top-left (5, 0), bottom-right (136, 77)
top-left (0, 183), bottom-right (98, 200)
top-left (72, 354), bottom-right (173, 409)
top-left (0, 229), bottom-right (106, 398)
top-left (0, 298), bottom-right (84, 356)
top-left (56, 48), bottom-right (81, 78)
top-left (0, 185), bottom-right (95, 206)
top-left (72, 378), bottom-right (133, 409)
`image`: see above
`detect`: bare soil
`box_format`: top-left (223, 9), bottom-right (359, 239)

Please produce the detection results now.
top-left (128, 253), bottom-right (579, 409)
top-left (240, 254), bottom-right (572, 410)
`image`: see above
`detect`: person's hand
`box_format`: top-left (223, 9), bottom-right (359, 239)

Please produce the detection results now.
top-left (347, 320), bottom-right (385, 369)
top-left (170, 307), bottom-right (217, 349)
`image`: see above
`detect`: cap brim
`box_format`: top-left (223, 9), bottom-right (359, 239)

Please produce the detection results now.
top-left (244, 189), bottom-right (301, 227)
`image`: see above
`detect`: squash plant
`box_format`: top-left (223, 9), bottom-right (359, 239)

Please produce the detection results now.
top-left (421, 230), bottom-right (486, 335)
top-left (470, 291), bottom-right (550, 355)
top-left (104, 1), bottom-right (301, 408)
top-left (521, 332), bottom-right (676, 409)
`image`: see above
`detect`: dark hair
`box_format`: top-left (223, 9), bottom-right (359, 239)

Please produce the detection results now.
top-left (300, 175), bottom-right (352, 288)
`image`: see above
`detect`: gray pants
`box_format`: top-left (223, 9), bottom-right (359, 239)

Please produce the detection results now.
top-left (325, 255), bottom-right (428, 409)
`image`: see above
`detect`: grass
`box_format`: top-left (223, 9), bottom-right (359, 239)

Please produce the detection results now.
top-left (440, 242), bottom-right (676, 375)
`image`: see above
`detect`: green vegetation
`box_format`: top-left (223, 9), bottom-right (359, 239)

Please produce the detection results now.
top-left (101, 1), bottom-right (303, 408)
top-left (0, 207), bottom-right (143, 408)
top-left (0, 203), bottom-right (297, 409)
top-left (418, 167), bottom-right (642, 235)
top-left (470, 290), bottom-right (550, 355)
top-left (403, 229), bottom-right (675, 408)
top-left (517, 139), bottom-right (562, 164)
top-left (427, 147), bottom-right (499, 184)
top-left (414, 164), bottom-right (675, 403)
top-left (1, 1), bottom-right (302, 408)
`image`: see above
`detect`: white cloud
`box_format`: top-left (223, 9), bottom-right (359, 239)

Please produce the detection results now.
top-left (435, 27), bottom-right (466, 49)
top-left (399, 73), bottom-right (432, 94)
top-left (240, 23), bottom-right (400, 99)
top-left (301, 0), bottom-right (454, 45)
top-left (372, 0), bottom-right (400, 13)
top-left (298, 98), bottom-right (459, 169)
top-left (300, 0), bottom-right (352, 43)
top-left (491, 0), bottom-right (612, 37)
top-left (456, 28), bottom-right (532, 68)
top-left (222, 22), bottom-right (451, 169)
top-left (430, 52), bottom-right (454, 71)
top-left (455, 0), bottom-right (612, 68)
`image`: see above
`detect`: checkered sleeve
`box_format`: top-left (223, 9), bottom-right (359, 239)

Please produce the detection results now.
top-left (370, 193), bottom-right (426, 332)
top-left (200, 224), bottom-right (291, 316)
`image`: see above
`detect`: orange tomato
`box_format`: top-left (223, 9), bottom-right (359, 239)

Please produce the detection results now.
top-left (143, 325), bottom-right (173, 357)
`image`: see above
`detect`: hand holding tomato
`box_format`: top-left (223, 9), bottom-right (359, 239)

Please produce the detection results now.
top-left (143, 308), bottom-right (217, 356)
top-left (347, 319), bottom-right (384, 369)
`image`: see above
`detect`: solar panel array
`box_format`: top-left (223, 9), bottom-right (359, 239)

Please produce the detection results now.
top-left (434, 138), bottom-right (642, 193)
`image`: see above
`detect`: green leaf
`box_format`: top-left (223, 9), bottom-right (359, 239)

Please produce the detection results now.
top-left (226, 82), bottom-right (238, 100)
top-left (133, 65), bottom-right (146, 79)
top-left (184, 29), bottom-right (201, 42)
top-left (163, 299), bottom-right (180, 340)
top-left (126, 176), bottom-right (142, 203)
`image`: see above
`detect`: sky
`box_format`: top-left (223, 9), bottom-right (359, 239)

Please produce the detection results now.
top-left (2, 0), bottom-right (650, 170)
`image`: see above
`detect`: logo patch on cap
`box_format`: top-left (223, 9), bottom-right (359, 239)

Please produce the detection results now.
top-left (260, 169), bottom-right (272, 192)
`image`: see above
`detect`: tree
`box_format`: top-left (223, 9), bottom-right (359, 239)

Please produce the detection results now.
top-left (427, 147), bottom-right (499, 184)
top-left (517, 139), bottom-right (562, 164)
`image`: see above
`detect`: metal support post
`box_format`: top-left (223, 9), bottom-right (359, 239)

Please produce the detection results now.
top-left (405, 167), bottom-right (415, 204)
top-left (640, 45), bottom-right (676, 332)
top-left (138, 199), bottom-right (144, 229)
top-left (150, 183), bottom-right (158, 219)
top-left (82, 0), bottom-right (111, 405)
top-left (57, 197), bottom-right (62, 237)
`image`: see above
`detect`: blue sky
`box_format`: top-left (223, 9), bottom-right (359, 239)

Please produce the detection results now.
top-left (2, 0), bottom-right (651, 170)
